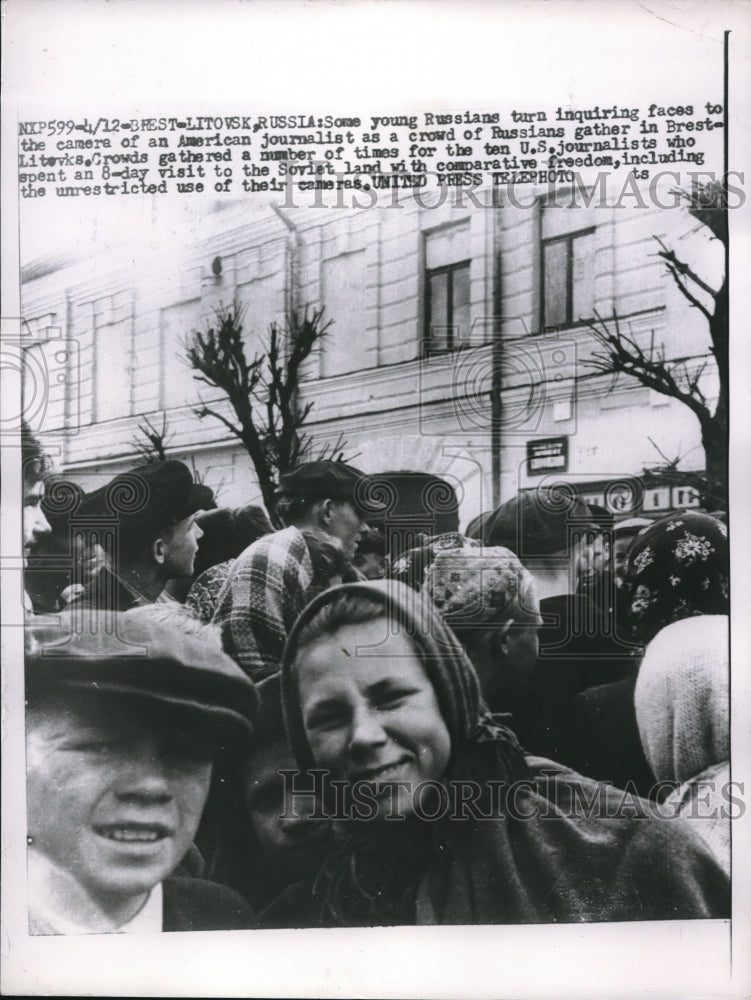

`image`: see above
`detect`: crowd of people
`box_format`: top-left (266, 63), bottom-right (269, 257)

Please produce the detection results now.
top-left (21, 420), bottom-right (732, 934)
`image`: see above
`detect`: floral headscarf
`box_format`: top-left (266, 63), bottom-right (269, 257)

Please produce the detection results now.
top-left (622, 511), bottom-right (729, 646)
top-left (388, 532), bottom-right (480, 591)
top-left (423, 546), bottom-right (541, 628)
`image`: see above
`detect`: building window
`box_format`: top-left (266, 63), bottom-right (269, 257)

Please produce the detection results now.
top-left (321, 250), bottom-right (369, 376)
top-left (161, 299), bottom-right (200, 410)
top-left (93, 292), bottom-right (133, 421)
top-left (424, 222), bottom-right (471, 353)
top-left (541, 203), bottom-right (596, 329)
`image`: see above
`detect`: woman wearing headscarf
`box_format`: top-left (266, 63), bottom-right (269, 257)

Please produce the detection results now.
top-left (388, 531), bottom-right (480, 592)
top-left (635, 615), bottom-right (730, 875)
top-left (281, 580), bottom-right (728, 927)
top-left (422, 545), bottom-right (542, 716)
top-left (564, 511), bottom-right (730, 796)
top-left (622, 510), bottom-right (729, 647)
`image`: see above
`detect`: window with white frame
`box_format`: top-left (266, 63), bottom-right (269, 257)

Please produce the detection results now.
top-left (93, 292), bottom-right (133, 421)
top-left (424, 222), bottom-right (471, 353)
top-left (161, 299), bottom-right (201, 410)
top-left (321, 250), bottom-right (369, 376)
top-left (541, 203), bottom-right (596, 329)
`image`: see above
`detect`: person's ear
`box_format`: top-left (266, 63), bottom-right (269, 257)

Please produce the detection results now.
top-left (319, 498), bottom-right (334, 524)
top-left (152, 536), bottom-right (167, 565)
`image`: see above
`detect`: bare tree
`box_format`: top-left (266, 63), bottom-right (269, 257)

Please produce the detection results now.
top-left (584, 181), bottom-right (728, 508)
top-left (184, 302), bottom-right (351, 522)
top-left (132, 413), bottom-right (173, 463)
top-left (131, 413), bottom-right (219, 497)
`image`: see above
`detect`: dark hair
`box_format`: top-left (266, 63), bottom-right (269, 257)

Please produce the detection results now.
top-left (193, 504), bottom-right (272, 577)
top-left (25, 478), bottom-right (87, 611)
top-left (300, 530), bottom-right (349, 588)
top-left (275, 495), bottom-right (313, 526)
top-left (354, 527), bottom-right (386, 559)
top-left (21, 420), bottom-right (52, 487)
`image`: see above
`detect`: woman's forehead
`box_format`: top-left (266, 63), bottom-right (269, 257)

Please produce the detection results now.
top-left (296, 620), bottom-right (430, 688)
top-left (306, 618), bottom-right (420, 658)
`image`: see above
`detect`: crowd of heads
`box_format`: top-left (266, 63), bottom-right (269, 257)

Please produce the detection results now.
top-left (21, 427), bottom-right (731, 933)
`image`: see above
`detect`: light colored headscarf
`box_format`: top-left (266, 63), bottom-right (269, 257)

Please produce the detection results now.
top-left (634, 614), bottom-right (730, 874)
top-left (423, 545), bottom-right (540, 627)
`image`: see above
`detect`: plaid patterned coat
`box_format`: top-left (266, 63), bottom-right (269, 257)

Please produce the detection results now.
top-left (210, 527), bottom-right (314, 680)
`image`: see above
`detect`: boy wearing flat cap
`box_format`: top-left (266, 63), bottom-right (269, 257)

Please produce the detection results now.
top-left (25, 610), bottom-right (256, 934)
top-left (209, 460), bottom-right (383, 679)
top-left (75, 461), bottom-right (213, 611)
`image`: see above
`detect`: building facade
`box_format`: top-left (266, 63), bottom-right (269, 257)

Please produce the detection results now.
top-left (20, 188), bottom-right (718, 526)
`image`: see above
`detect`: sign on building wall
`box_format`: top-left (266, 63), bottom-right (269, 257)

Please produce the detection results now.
top-left (526, 436), bottom-right (568, 475)
top-left (577, 476), bottom-right (702, 518)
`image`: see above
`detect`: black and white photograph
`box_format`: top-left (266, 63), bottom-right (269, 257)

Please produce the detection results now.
top-left (2, 1), bottom-right (749, 996)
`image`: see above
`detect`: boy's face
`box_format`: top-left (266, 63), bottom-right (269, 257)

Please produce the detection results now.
top-left (244, 738), bottom-right (330, 870)
top-left (26, 694), bottom-right (213, 909)
top-left (159, 514), bottom-right (204, 580)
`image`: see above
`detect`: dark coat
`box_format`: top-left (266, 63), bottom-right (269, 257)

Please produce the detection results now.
top-left (513, 593), bottom-right (636, 764)
top-left (417, 765), bottom-right (729, 924)
top-left (162, 876), bottom-right (254, 932)
top-left (566, 675), bottom-right (657, 799)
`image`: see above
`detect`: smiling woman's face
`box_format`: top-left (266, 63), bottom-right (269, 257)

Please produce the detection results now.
top-left (296, 618), bottom-right (451, 819)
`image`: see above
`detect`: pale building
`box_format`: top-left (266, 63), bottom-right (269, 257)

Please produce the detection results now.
top-left (20, 186), bottom-right (718, 526)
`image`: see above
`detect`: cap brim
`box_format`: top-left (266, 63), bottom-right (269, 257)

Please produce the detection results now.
top-left (188, 484), bottom-right (216, 513)
top-left (34, 675), bottom-right (255, 744)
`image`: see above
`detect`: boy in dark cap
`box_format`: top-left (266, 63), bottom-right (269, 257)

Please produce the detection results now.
top-left (74, 461), bottom-right (213, 611)
top-left (273, 460), bottom-right (380, 562)
top-left (210, 460), bottom-right (382, 679)
top-left (25, 609), bottom-right (256, 934)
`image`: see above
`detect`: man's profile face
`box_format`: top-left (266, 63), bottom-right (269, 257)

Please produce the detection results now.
top-left (575, 531), bottom-right (610, 582)
top-left (26, 694), bottom-right (213, 908)
top-left (326, 500), bottom-right (367, 560)
top-left (613, 535), bottom-right (635, 586)
top-left (161, 514), bottom-right (204, 579)
top-left (23, 478), bottom-right (51, 562)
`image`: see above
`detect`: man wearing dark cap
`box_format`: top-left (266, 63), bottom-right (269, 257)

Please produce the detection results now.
top-left (482, 487), bottom-right (633, 764)
top-left (274, 460), bottom-right (378, 561)
top-left (209, 460), bottom-right (381, 679)
top-left (75, 461), bottom-right (213, 611)
top-left (25, 609), bottom-right (256, 934)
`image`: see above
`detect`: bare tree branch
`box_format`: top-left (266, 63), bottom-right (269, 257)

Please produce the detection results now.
top-left (184, 301), bottom-right (354, 520)
top-left (653, 236), bottom-right (719, 300)
top-left (132, 412), bottom-right (173, 463)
